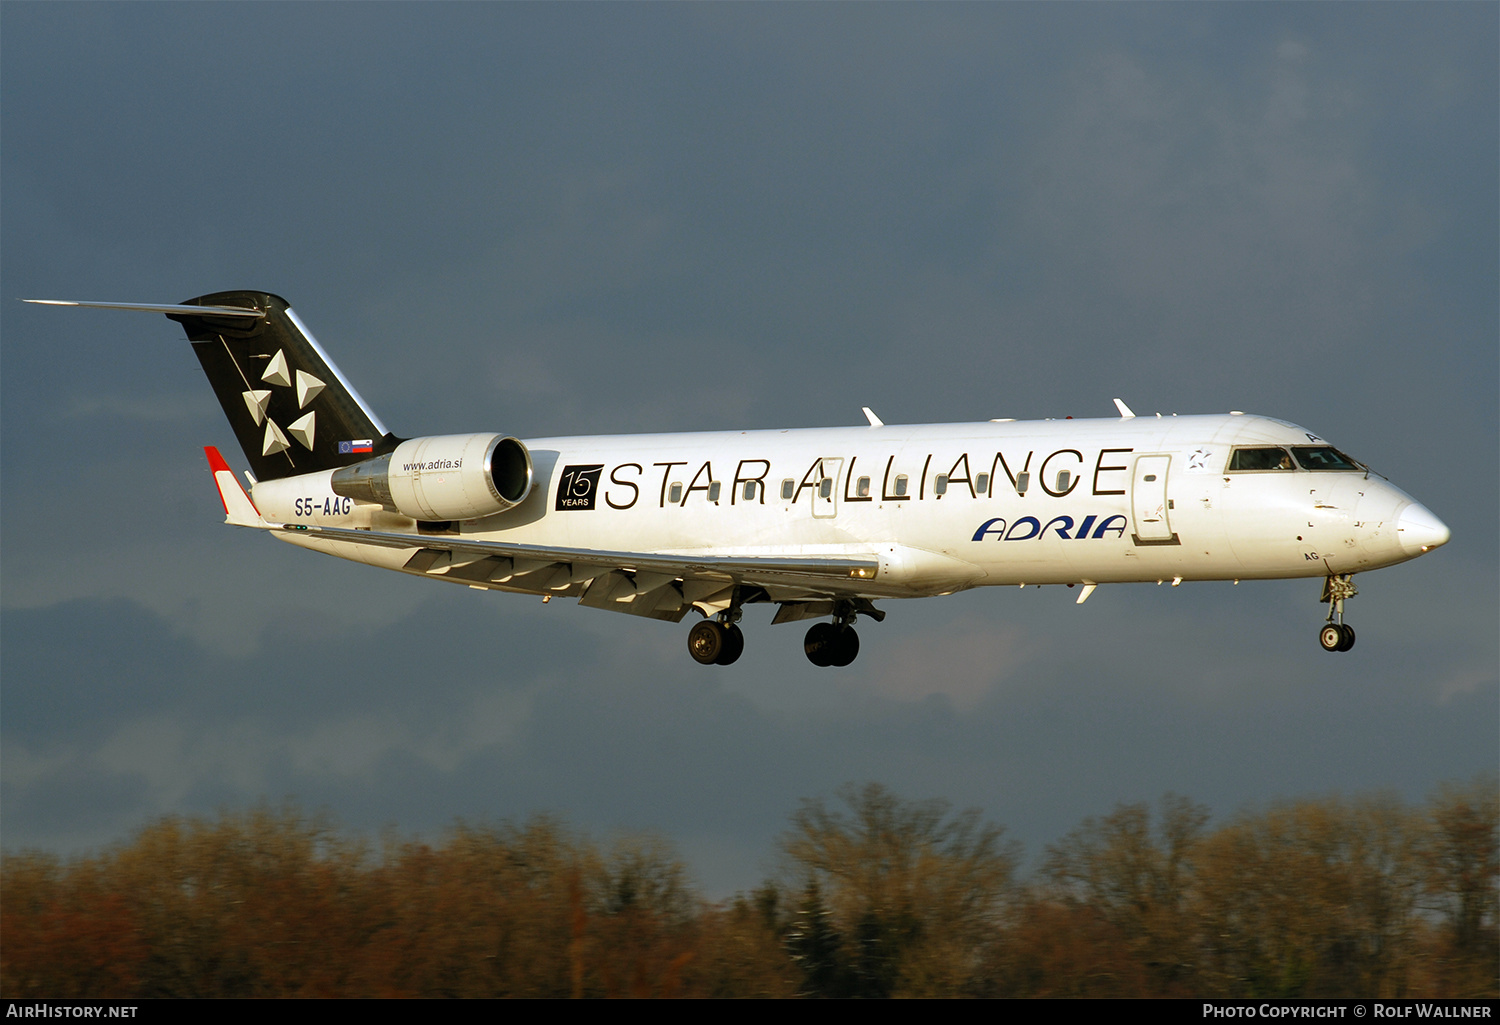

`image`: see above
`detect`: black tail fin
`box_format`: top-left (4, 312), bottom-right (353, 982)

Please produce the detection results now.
top-left (170, 291), bottom-right (400, 481)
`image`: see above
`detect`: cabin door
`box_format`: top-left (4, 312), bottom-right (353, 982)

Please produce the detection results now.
top-left (812, 457), bottom-right (843, 518)
top-left (1131, 454), bottom-right (1179, 545)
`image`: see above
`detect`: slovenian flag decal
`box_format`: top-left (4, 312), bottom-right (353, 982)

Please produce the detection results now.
top-left (340, 439), bottom-right (373, 454)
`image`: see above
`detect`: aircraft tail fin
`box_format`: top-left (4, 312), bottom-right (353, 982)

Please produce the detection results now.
top-left (168, 291), bottom-right (400, 481)
top-left (205, 446), bottom-right (268, 527)
top-left (26, 292), bottom-right (401, 481)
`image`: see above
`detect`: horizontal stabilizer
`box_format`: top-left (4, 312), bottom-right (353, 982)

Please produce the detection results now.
top-left (205, 447), bottom-right (267, 527)
top-left (24, 299), bottom-right (264, 318)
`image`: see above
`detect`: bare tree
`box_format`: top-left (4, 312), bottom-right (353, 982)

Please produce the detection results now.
top-left (778, 782), bottom-right (1016, 996)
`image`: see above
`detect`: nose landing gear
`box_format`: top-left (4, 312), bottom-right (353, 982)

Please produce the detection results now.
top-left (1318, 573), bottom-right (1358, 652)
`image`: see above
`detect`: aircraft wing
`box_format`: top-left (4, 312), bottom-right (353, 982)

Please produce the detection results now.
top-left (275, 521), bottom-right (882, 621)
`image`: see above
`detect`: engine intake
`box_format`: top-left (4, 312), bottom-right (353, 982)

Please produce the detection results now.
top-left (331, 433), bottom-right (533, 521)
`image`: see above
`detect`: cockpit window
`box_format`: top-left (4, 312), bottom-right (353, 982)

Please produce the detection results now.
top-left (1228, 447), bottom-right (1295, 471)
top-left (1291, 446), bottom-right (1362, 471)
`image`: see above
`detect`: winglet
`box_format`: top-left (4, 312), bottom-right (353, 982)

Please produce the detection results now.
top-left (1113, 398), bottom-right (1136, 419)
top-left (862, 406), bottom-right (884, 427)
top-left (205, 446), bottom-right (268, 527)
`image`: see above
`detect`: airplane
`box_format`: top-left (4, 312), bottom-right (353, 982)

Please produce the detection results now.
top-left (26, 291), bottom-right (1451, 666)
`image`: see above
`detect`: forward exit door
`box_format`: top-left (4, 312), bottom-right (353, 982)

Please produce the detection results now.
top-left (1131, 454), bottom-right (1179, 545)
top-left (812, 457), bottom-right (843, 519)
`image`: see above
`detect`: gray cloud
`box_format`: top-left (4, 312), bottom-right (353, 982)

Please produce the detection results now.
top-left (3, 3), bottom-right (1493, 896)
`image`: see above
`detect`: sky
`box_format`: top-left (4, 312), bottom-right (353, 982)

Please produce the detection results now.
top-left (3, 2), bottom-right (1495, 897)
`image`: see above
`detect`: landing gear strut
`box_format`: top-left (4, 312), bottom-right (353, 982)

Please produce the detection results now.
top-left (803, 601), bottom-right (862, 667)
top-left (1318, 574), bottom-right (1358, 653)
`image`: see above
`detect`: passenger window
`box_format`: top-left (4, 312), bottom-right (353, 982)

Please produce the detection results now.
top-left (743, 481), bottom-right (759, 501)
top-left (668, 482), bottom-right (684, 504)
top-left (934, 474), bottom-right (949, 496)
top-left (819, 477), bottom-right (833, 499)
top-left (894, 474), bottom-right (909, 497)
top-left (1056, 470), bottom-right (1071, 492)
top-left (1016, 472), bottom-right (1030, 495)
top-left (856, 476), bottom-right (871, 497)
top-left (975, 472), bottom-right (990, 494)
top-left (781, 479), bottom-right (795, 500)
top-left (708, 481), bottom-right (721, 502)
top-left (1228, 448), bottom-right (1294, 471)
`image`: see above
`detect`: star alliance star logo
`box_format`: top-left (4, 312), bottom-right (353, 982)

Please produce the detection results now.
top-left (240, 349), bottom-right (325, 456)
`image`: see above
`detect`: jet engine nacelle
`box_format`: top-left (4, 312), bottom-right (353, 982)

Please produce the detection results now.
top-left (331, 433), bottom-right (533, 521)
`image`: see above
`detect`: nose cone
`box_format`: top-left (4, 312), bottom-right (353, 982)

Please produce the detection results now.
top-left (1398, 502), bottom-right (1451, 555)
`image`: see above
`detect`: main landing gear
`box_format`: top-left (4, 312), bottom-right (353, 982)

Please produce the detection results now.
top-left (804, 599), bottom-right (866, 667)
top-left (804, 622), bottom-right (859, 667)
top-left (685, 597), bottom-right (873, 667)
top-left (1318, 573), bottom-right (1358, 653)
top-left (688, 619), bottom-right (745, 666)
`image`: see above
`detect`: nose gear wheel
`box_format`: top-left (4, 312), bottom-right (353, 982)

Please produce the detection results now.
top-left (1317, 574), bottom-right (1358, 653)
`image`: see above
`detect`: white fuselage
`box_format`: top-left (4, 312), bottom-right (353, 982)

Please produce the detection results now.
top-left (248, 412), bottom-right (1444, 601)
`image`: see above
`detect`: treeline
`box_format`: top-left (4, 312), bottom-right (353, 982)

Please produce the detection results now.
top-left (3, 778), bottom-right (1494, 998)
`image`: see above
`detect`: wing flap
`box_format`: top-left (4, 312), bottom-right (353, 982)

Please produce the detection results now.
top-left (278, 522), bottom-right (879, 598)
